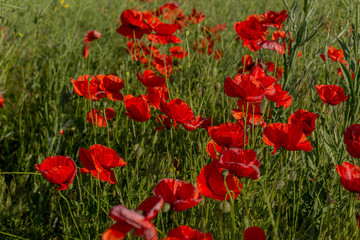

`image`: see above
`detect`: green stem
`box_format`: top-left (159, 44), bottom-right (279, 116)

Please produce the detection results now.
top-left (59, 191), bottom-right (83, 240)
top-left (0, 172), bottom-right (41, 175)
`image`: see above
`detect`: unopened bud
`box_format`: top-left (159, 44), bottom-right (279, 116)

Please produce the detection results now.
top-left (222, 169), bottom-right (229, 177)
top-left (214, 82), bottom-right (221, 91)
top-left (219, 201), bottom-right (231, 213)
top-left (162, 202), bottom-right (171, 213)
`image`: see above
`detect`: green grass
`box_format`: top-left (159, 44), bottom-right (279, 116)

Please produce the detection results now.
top-left (1, 0), bottom-right (360, 239)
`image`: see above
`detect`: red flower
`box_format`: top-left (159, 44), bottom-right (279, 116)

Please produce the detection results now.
top-left (84, 44), bottom-right (89, 59)
top-left (265, 61), bottom-right (283, 79)
top-left (259, 40), bottom-right (285, 54)
top-left (344, 124), bottom-right (360, 158)
top-left (153, 179), bottom-right (202, 211)
top-left (207, 122), bottom-right (248, 148)
top-left (117, 9), bottom-right (152, 39)
top-left (244, 226), bottom-right (266, 240)
top-left (0, 94), bottom-right (4, 108)
top-left (160, 99), bottom-right (195, 127)
top-left (261, 10), bottom-right (287, 29)
top-left (315, 85), bottom-right (349, 105)
top-left (35, 156), bottom-right (77, 191)
top-left (147, 86), bottom-right (170, 109)
top-left (336, 162), bottom-right (360, 194)
top-left (263, 123), bottom-right (312, 154)
top-left (327, 46), bottom-right (347, 64)
top-left (124, 95), bottom-right (151, 122)
top-left (188, 8), bottom-right (205, 24)
top-left (224, 74), bottom-right (266, 102)
top-left (71, 75), bottom-right (106, 100)
top-left (152, 54), bottom-right (173, 77)
top-left (219, 148), bottom-right (261, 180)
top-left (97, 74), bottom-right (124, 101)
top-left (83, 30), bottom-right (101, 44)
top-left (169, 46), bottom-right (188, 59)
top-left (87, 108), bottom-right (114, 127)
top-left (238, 55), bottom-right (255, 74)
top-left (127, 40), bottom-right (159, 64)
top-left (206, 140), bottom-right (226, 160)
top-left (147, 23), bottom-right (181, 44)
top-left (163, 225), bottom-right (213, 240)
top-left (137, 70), bottom-right (166, 88)
top-left (232, 99), bottom-right (266, 127)
top-left (288, 109), bottom-right (318, 136)
top-left (266, 83), bottom-right (292, 108)
top-left (197, 160), bottom-right (242, 201)
top-left (102, 196), bottom-right (163, 240)
top-left (79, 144), bottom-right (126, 184)
top-left (155, 115), bottom-right (176, 131)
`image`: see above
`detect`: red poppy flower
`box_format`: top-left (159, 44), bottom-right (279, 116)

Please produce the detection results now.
top-left (152, 54), bottom-right (173, 77)
top-left (181, 115), bottom-right (211, 131)
top-left (263, 123), bottom-right (312, 154)
top-left (137, 70), bottom-right (166, 88)
top-left (197, 160), bottom-right (242, 201)
top-left (336, 162), bottom-right (360, 194)
top-left (84, 44), bottom-right (89, 59)
top-left (327, 46), bottom-right (347, 64)
top-left (169, 46), bottom-right (188, 59)
top-left (193, 37), bottom-right (214, 56)
top-left (207, 122), bottom-right (248, 148)
top-left (206, 140), bottom-right (226, 160)
top-left (0, 94), bottom-right (4, 108)
top-left (79, 144), bottom-right (126, 184)
top-left (87, 108), bottom-right (114, 127)
top-left (188, 8), bottom-right (205, 24)
top-left (71, 75), bottom-right (106, 100)
top-left (124, 95), bottom-right (151, 122)
top-left (219, 148), bottom-right (261, 180)
top-left (266, 83), bottom-right (292, 108)
top-left (244, 226), bottom-right (266, 240)
top-left (259, 40), bottom-right (285, 54)
top-left (344, 124), bottom-right (360, 158)
top-left (117, 9), bottom-right (152, 39)
top-left (288, 109), bottom-right (318, 136)
top-left (234, 15), bottom-right (268, 51)
top-left (102, 196), bottom-right (163, 240)
top-left (271, 30), bottom-right (286, 41)
top-left (147, 23), bottom-right (181, 44)
top-left (127, 40), bottom-right (160, 64)
top-left (315, 85), bottom-right (349, 105)
top-left (224, 74), bottom-right (266, 102)
top-left (238, 55), bottom-right (255, 74)
top-left (320, 53), bottom-right (326, 62)
top-left (35, 156), bottom-right (77, 191)
top-left (232, 99), bottom-right (266, 127)
top-left (155, 115), bottom-right (176, 131)
top-left (97, 74), bottom-right (124, 101)
top-left (153, 179), bottom-right (202, 211)
top-left (147, 86), bottom-right (170, 109)
top-left (83, 30), bottom-right (101, 44)
top-left (265, 61), bottom-right (283, 79)
top-left (160, 99), bottom-right (195, 127)
top-left (163, 225), bottom-right (213, 240)
top-left (261, 10), bottom-right (287, 29)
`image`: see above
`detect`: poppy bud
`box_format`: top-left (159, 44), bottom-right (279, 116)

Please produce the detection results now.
top-left (185, 29), bottom-right (190, 37)
top-left (214, 82), bottom-right (221, 91)
top-left (173, 59), bottom-right (179, 66)
top-left (162, 202), bottom-right (171, 213)
top-left (222, 169), bottom-right (229, 177)
top-left (219, 201), bottom-right (231, 213)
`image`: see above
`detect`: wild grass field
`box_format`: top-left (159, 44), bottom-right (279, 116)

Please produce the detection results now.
top-left (1, 0), bottom-right (360, 239)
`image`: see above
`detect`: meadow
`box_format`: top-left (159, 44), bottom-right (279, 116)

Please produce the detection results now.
top-left (1, 0), bottom-right (360, 239)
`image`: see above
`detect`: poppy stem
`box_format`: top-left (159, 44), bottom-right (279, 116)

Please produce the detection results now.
top-left (58, 191), bottom-right (83, 240)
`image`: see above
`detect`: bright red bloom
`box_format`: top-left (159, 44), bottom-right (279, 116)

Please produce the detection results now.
top-left (163, 225), bottom-right (213, 240)
top-left (147, 86), bottom-right (170, 109)
top-left (160, 99), bottom-right (195, 127)
top-left (97, 74), bottom-right (124, 101)
top-left (206, 140), bottom-right (226, 160)
top-left (259, 40), bottom-right (285, 54)
top-left (315, 85), bottom-right (349, 105)
top-left (224, 74), bottom-right (266, 102)
top-left (83, 30), bottom-right (101, 44)
top-left (271, 30), bottom-right (286, 41)
top-left (219, 148), bottom-right (261, 180)
top-left (153, 179), bottom-right (202, 211)
top-left (87, 108), bottom-right (114, 127)
top-left (261, 10), bottom-right (287, 29)
top-left (188, 8), bottom-right (205, 24)
top-left (84, 44), bottom-right (89, 59)
top-left (266, 83), bottom-right (292, 108)
top-left (152, 54), bottom-right (173, 77)
top-left (336, 162), bottom-right (360, 194)
top-left (344, 124), bottom-right (360, 158)
top-left (169, 46), bottom-right (188, 59)
top-left (71, 75), bottom-right (106, 100)
top-left (124, 95), bottom-right (151, 122)
top-left (207, 122), bottom-right (248, 148)
top-left (102, 196), bottom-right (163, 240)
top-left (79, 144), bottom-right (126, 184)
top-left (234, 15), bottom-right (268, 51)
top-left (263, 123), bottom-right (312, 154)
top-left (238, 55), bottom-right (255, 74)
top-left (147, 23), bottom-right (181, 44)
top-left (117, 9), bottom-right (152, 39)
top-left (197, 160), bottom-right (242, 201)
top-left (137, 70), bottom-right (166, 88)
top-left (181, 115), bottom-right (211, 131)
top-left (35, 156), bottom-right (77, 191)
top-left (327, 46), bottom-right (347, 64)
top-left (0, 94), bottom-right (4, 108)
top-left (232, 99), bottom-right (266, 127)
top-left (155, 115), bottom-right (176, 131)
top-left (265, 61), bottom-right (283, 79)
top-left (127, 40), bottom-right (159, 64)
top-left (288, 109), bottom-right (318, 136)
top-left (244, 226), bottom-right (266, 240)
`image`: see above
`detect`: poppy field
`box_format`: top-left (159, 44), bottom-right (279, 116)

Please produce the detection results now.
top-left (1, 0), bottom-right (360, 239)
